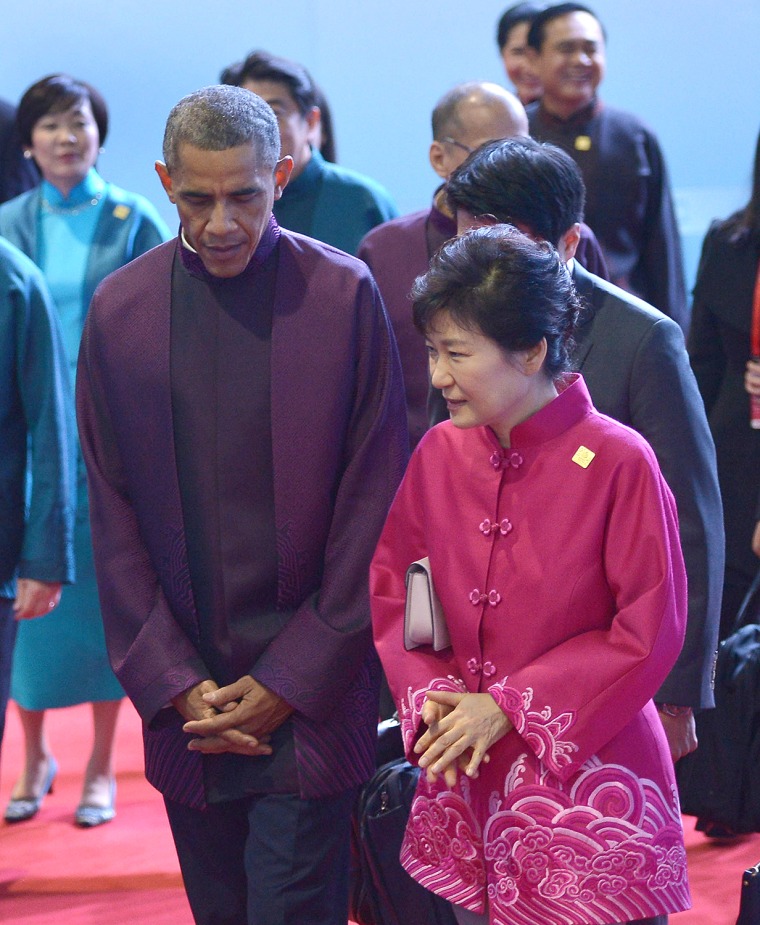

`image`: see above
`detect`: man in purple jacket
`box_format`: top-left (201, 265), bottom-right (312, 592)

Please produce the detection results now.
top-left (76, 85), bottom-right (408, 925)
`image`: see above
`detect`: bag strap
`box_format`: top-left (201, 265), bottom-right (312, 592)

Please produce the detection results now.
top-left (731, 567), bottom-right (760, 634)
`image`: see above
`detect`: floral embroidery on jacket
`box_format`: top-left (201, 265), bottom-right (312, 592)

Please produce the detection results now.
top-left (489, 681), bottom-right (578, 775)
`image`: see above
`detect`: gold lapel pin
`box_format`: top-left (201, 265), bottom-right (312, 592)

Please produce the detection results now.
top-left (572, 446), bottom-right (596, 468)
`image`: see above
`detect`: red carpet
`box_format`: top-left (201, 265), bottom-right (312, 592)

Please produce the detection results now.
top-left (0, 701), bottom-right (192, 925)
top-left (0, 701), bottom-right (758, 924)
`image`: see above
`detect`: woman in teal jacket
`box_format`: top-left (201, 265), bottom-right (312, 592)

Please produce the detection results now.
top-left (0, 74), bottom-right (170, 827)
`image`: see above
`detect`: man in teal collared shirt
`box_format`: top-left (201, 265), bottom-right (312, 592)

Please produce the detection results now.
top-left (221, 50), bottom-right (398, 256)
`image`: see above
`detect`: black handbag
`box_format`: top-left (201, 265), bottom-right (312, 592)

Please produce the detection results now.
top-left (349, 758), bottom-right (458, 925)
top-left (737, 861), bottom-right (760, 924)
top-left (677, 570), bottom-right (760, 832)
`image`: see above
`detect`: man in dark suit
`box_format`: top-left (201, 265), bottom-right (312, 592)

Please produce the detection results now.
top-left (524, 3), bottom-right (688, 329)
top-left (431, 137), bottom-right (722, 761)
top-left (76, 85), bottom-right (408, 925)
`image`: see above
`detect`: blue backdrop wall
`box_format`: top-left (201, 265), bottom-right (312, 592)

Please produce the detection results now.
top-left (3, 1), bottom-right (758, 291)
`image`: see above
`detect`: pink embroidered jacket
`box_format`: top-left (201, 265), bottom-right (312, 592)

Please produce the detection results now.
top-left (370, 375), bottom-right (691, 925)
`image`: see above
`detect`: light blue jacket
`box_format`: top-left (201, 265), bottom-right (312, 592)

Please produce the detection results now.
top-left (0, 181), bottom-right (170, 316)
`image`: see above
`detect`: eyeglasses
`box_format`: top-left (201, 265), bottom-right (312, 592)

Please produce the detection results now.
top-left (441, 137), bottom-right (475, 155)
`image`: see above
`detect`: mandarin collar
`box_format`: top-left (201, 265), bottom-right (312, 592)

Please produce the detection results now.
top-left (536, 97), bottom-right (603, 127)
top-left (484, 373), bottom-right (593, 452)
top-left (42, 168), bottom-right (105, 207)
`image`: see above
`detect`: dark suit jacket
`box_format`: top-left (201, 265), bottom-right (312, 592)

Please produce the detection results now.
top-left (572, 262), bottom-right (722, 708)
top-left (429, 261), bottom-right (722, 708)
top-left (687, 221), bottom-right (760, 585)
top-left (528, 100), bottom-right (688, 329)
top-left (76, 231), bottom-right (408, 808)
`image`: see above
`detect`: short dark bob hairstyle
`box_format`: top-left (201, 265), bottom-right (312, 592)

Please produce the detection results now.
top-left (412, 224), bottom-right (580, 380)
top-left (17, 74), bottom-right (109, 148)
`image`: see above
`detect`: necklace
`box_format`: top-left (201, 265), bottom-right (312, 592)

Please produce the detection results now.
top-left (41, 191), bottom-right (103, 216)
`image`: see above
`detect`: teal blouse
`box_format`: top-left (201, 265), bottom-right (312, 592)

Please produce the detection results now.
top-left (38, 170), bottom-right (106, 372)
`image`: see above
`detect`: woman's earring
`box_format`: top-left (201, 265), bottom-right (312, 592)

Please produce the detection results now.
top-left (23, 150), bottom-right (32, 159)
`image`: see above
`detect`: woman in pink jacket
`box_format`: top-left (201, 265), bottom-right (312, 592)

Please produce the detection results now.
top-left (370, 225), bottom-right (690, 925)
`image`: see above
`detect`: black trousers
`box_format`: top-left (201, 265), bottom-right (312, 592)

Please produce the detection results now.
top-left (164, 787), bottom-right (356, 925)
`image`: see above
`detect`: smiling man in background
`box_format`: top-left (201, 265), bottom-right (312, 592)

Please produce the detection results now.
top-left (525, 3), bottom-right (688, 329)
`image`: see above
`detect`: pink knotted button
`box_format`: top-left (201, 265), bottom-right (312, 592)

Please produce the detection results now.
top-left (467, 658), bottom-right (481, 675)
top-left (489, 449), bottom-right (523, 470)
top-left (482, 661), bottom-right (496, 677)
top-left (486, 590), bottom-right (502, 606)
top-left (469, 589), bottom-right (487, 605)
top-left (480, 517), bottom-right (513, 537)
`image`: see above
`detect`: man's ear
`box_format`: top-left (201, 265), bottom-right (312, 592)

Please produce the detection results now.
top-left (305, 106), bottom-right (321, 132)
top-left (273, 156), bottom-right (294, 201)
top-left (155, 161), bottom-right (175, 203)
top-left (558, 223), bottom-right (581, 262)
top-left (429, 141), bottom-right (449, 180)
top-left (306, 106), bottom-right (322, 148)
top-left (456, 210), bottom-right (500, 235)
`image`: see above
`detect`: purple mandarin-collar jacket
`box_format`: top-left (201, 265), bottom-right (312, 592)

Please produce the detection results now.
top-left (76, 228), bottom-right (409, 808)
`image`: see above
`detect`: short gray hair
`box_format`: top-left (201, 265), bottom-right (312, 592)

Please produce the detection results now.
top-left (162, 85), bottom-right (280, 173)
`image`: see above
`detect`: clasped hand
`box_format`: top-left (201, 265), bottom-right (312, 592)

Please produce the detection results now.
top-left (657, 709), bottom-right (697, 762)
top-left (173, 675), bottom-right (293, 756)
top-left (414, 690), bottom-right (511, 788)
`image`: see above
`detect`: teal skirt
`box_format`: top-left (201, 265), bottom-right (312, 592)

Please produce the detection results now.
top-left (11, 492), bottom-right (124, 710)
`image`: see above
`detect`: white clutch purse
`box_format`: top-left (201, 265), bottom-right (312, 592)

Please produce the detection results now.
top-left (404, 557), bottom-right (451, 651)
